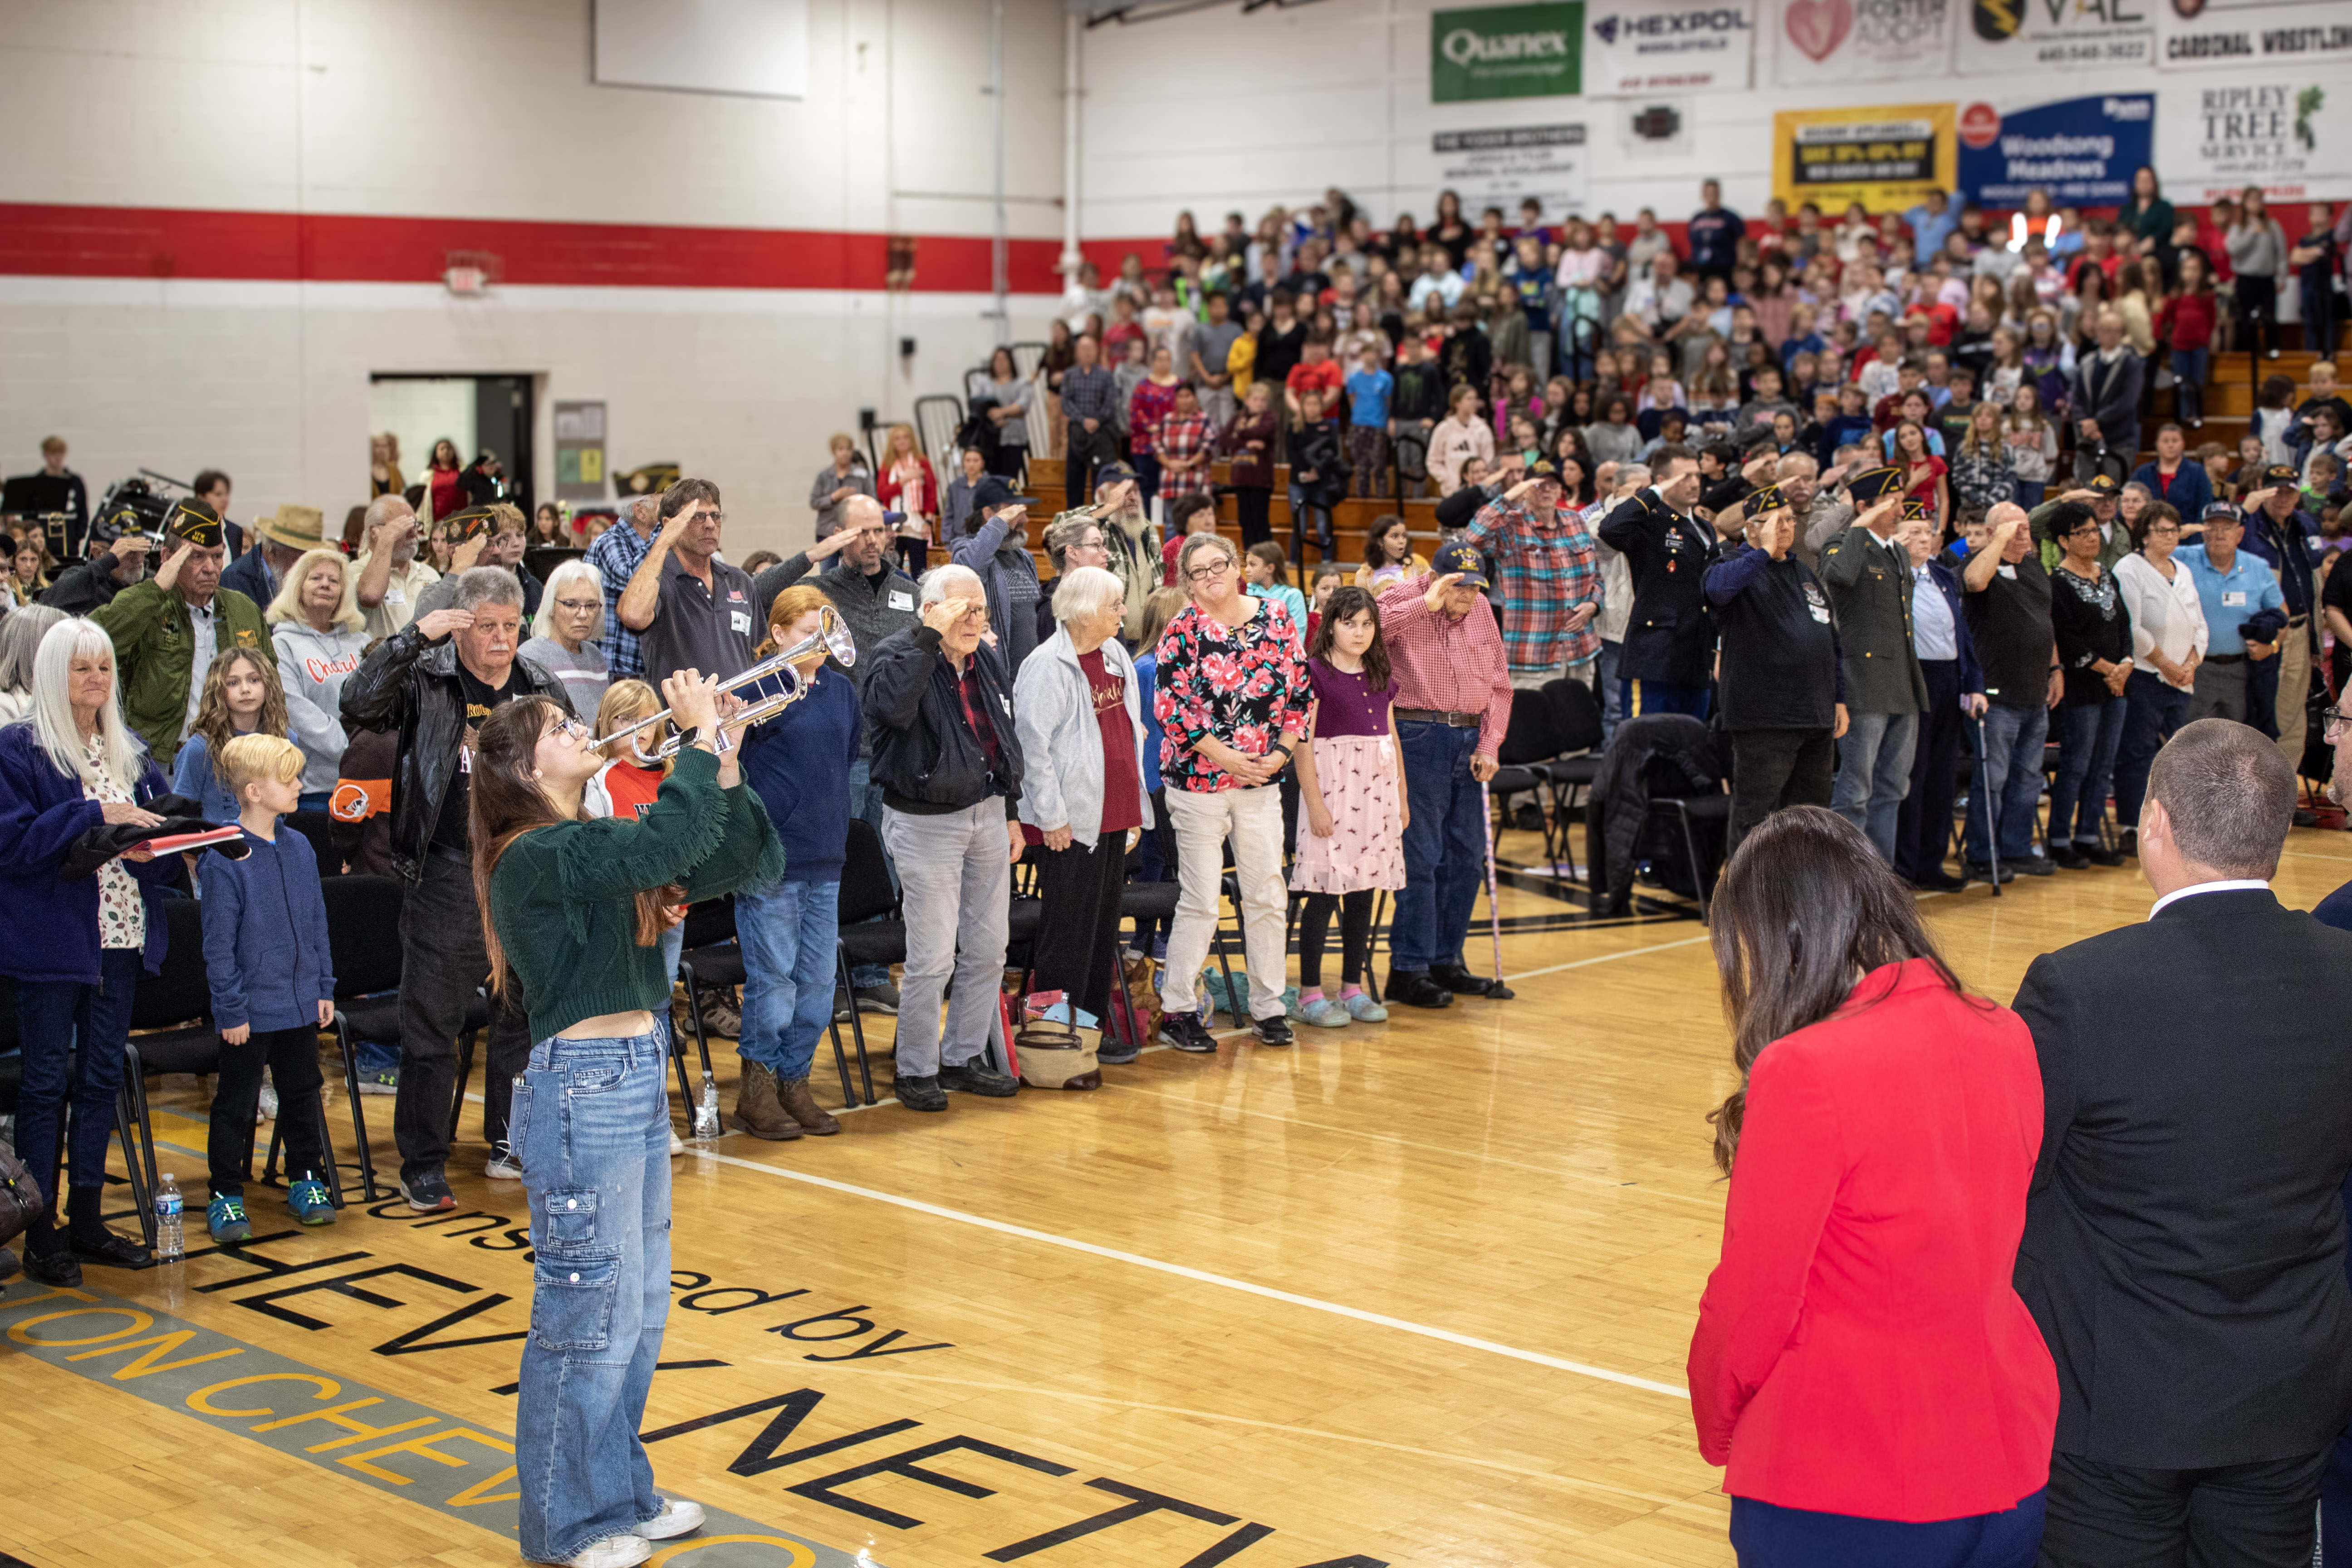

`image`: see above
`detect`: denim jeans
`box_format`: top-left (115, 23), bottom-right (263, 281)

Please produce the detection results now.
top-left (2114, 670), bottom-right (2191, 828)
top-left (881, 801), bottom-right (1011, 1077)
top-left (2049, 694), bottom-right (2127, 846)
top-left (1832, 710), bottom-right (1919, 863)
top-left (735, 879), bottom-right (839, 1080)
top-left (1393, 720), bottom-right (1487, 972)
top-left (2012, 479), bottom-right (2046, 511)
top-left (844, 756), bottom-right (892, 991)
top-left (2171, 346), bottom-right (2209, 424)
top-left (1965, 702), bottom-right (2050, 864)
top-left (13, 947), bottom-right (142, 1202)
top-left (511, 1027), bottom-right (671, 1563)
top-left (395, 850), bottom-right (532, 1185)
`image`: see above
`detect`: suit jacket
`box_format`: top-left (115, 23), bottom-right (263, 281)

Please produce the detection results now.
top-left (2071, 350), bottom-right (2143, 452)
top-left (1690, 959), bottom-right (2055, 1519)
top-left (1597, 489), bottom-right (1722, 687)
top-left (1918, 558), bottom-right (1987, 695)
top-left (1818, 523), bottom-right (1929, 714)
top-left (2013, 887), bottom-right (2352, 1468)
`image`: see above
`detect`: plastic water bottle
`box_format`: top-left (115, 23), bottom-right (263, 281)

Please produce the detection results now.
top-left (154, 1173), bottom-right (184, 1261)
top-left (693, 1070), bottom-right (720, 1140)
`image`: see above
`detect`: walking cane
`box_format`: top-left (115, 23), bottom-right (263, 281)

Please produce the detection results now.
top-left (1973, 710), bottom-right (2003, 899)
top-left (1476, 779), bottom-right (1517, 999)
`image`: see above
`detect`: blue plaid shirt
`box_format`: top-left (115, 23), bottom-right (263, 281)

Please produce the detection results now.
top-left (1060, 365), bottom-right (1121, 429)
top-left (583, 520), bottom-right (655, 679)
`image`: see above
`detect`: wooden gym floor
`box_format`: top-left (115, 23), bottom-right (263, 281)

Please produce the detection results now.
top-left (8, 818), bottom-right (2351, 1568)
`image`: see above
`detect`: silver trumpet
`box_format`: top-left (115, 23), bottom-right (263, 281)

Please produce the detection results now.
top-left (588, 604), bottom-right (858, 764)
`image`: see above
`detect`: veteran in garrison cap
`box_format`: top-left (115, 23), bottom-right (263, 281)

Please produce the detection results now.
top-left (90, 496), bottom-right (275, 762)
top-left (1818, 475), bottom-right (1926, 863)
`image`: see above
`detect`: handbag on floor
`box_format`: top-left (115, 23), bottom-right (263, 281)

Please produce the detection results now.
top-left (1014, 993), bottom-right (1101, 1090)
top-left (0, 1144), bottom-right (49, 1245)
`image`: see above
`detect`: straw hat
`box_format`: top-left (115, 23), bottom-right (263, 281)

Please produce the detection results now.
top-left (255, 504), bottom-right (326, 552)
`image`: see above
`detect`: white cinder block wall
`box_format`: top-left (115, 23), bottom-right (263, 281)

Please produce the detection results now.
top-left (0, 0), bottom-right (1070, 559)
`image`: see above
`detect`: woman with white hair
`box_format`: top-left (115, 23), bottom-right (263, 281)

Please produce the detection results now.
top-left (267, 546), bottom-right (369, 810)
top-left (861, 562), bottom-right (1026, 1114)
top-left (1011, 566), bottom-right (1151, 1059)
top-left (519, 558), bottom-right (610, 714)
top-left (0, 618), bottom-right (181, 1282)
top-left (0, 602), bottom-right (68, 723)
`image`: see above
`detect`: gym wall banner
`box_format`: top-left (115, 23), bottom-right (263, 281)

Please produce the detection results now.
top-left (1430, 123), bottom-right (1594, 213)
top-left (1955, 0), bottom-right (2153, 73)
top-left (2155, 0), bottom-right (2352, 69)
top-left (1582, 0), bottom-right (1755, 94)
top-left (1955, 95), bottom-right (2155, 206)
top-left (1431, 4), bottom-right (1584, 102)
top-left (2156, 80), bottom-right (2351, 201)
top-left (1775, 0), bottom-right (1955, 86)
top-left (1773, 103), bottom-right (1960, 210)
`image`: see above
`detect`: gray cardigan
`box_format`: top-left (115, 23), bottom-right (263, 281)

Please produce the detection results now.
top-left (1010, 628), bottom-right (1153, 847)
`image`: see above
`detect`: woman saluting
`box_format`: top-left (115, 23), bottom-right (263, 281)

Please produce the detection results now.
top-left (469, 670), bottom-right (781, 1568)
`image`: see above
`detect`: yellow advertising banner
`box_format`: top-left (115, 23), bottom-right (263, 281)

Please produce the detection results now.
top-left (1773, 103), bottom-right (1958, 211)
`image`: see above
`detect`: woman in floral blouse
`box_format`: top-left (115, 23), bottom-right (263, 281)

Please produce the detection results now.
top-left (1152, 533), bottom-right (1310, 1052)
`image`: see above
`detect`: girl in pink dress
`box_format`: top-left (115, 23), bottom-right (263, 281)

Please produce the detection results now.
top-left (1288, 586), bottom-right (1407, 1028)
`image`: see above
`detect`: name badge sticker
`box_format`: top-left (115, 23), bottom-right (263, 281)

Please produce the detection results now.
top-left (2223, 591), bottom-right (2247, 606)
top-left (729, 611), bottom-right (752, 635)
top-left (385, 587), bottom-right (406, 606)
top-left (888, 590), bottom-right (915, 611)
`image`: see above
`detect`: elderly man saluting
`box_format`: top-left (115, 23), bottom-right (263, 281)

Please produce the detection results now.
top-left (1377, 541), bottom-right (1514, 1010)
top-left (92, 498), bottom-right (273, 763)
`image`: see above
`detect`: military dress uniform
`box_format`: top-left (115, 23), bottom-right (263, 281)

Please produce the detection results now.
top-left (1597, 486), bottom-right (1725, 719)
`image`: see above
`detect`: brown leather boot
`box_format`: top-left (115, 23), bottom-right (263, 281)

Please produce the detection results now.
top-left (778, 1076), bottom-right (841, 1136)
top-left (730, 1061), bottom-right (802, 1141)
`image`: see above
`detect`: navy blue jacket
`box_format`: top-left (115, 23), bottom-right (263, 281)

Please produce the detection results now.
top-left (0, 722), bottom-right (180, 983)
top-left (219, 546), bottom-right (278, 612)
top-left (199, 826), bottom-right (335, 1032)
top-left (1599, 488), bottom-right (1725, 687)
top-left (1919, 557), bottom-right (1987, 697)
top-left (737, 664), bottom-right (861, 884)
top-left (2130, 460), bottom-right (2215, 526)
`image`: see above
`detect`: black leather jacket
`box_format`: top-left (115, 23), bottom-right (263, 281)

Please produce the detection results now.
top-left (338, 624), bottom-right (573, 882)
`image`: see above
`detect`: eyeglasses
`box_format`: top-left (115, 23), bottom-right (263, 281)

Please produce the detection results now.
top-left (549, 715), bottom-right (589, 742)
top-left (685, 510), bottom-right (725, 526)
top-left (554, 597), bottom-right (601, 612)
top-left (2327, 708), bottom-right (2352, 742)
top-left (1186, 558), bottom-right (1234, 584)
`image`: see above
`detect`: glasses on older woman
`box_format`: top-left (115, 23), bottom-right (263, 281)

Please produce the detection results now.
top-left (1186, 557), bottom-right (1234, 585)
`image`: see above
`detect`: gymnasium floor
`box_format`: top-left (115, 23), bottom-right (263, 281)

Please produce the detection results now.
top-left (9, 820), bottom-right (2351, 1568)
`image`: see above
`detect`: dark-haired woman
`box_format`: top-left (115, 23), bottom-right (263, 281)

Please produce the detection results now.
top-left (470, 674), bottom-right (780, 1568)
top-left (1688, 806), bottom-right (2054, 1568)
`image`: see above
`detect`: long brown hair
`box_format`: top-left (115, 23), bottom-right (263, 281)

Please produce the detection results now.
top-left (1706, 806), bottom-right (1972, 1174)
top-left (1306, 585), bottom-right (1392, 689)
top-left (190, 647), bottom-right (289, 784)
top-left (470, 697), bottom-right (681, 999)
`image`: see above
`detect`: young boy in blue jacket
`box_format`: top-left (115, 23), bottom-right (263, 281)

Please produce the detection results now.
top-left (200, 734), bottom-right (337, 1240)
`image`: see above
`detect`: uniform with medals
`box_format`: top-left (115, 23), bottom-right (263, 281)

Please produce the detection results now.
top-left (1598, 482), bottom-right (1724, 717)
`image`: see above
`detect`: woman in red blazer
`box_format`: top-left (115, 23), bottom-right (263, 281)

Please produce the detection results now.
top-left (1688, 807), bottom-right (2056, 1567)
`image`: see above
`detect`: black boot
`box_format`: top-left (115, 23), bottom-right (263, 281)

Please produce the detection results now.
top-left (21, 1219), bottom-right (80, 1288)
top-left (68, 1185), bottom-right (150, 1270)
top-left (1430, 962), bottom-right (1496, 998)
top-left (1386, 970), bottom-right (1454, 1009)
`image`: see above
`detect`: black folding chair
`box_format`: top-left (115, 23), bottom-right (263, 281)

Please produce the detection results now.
top-left (824, 821), bottom-right (902, 1108)
top-left (283, 809), bottom-right (342, 874)
top-left (1490, 693), bottom-right (1574, 861)
top-left (319, 874), bottom-right (411, 1203)
top-left (1642, 787), bottom-right (1733, 923)
top-left (675, 895), bottom-right (739, 1111)
top-left (1537, 678), bottom-right (1607, 881)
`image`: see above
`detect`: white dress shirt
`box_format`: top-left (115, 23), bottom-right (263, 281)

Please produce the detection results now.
top-left (2149, 878), bottom-right (2271, 918)
top-left (2113, 551), bottom-right (2210, 691)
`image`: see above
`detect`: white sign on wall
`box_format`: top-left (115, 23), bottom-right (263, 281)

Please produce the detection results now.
top-left (1428, 124), bottom-right (1592, 214)
top-left (2156, 80), bottom-right (2352, 201)
top-left (1583, 0), bottom-right (1757, 94)
top-left (1774, 0), bottom-right (1955, 85)
top-left (594, 0), bottom-right (809, 100)
top-left (2154, 0), bottom-right (2352, 69)
top-left (1953, 0), bottom-right (2152, 75)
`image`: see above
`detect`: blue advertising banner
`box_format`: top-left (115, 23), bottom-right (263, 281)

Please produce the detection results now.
top-left (1955, 93), bottom-right (2155, 207)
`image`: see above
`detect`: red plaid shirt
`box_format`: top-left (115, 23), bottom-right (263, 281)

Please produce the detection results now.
top-left (1156, 412), bottom-right (1215, 497)
top-left (1462, 497), bottom-right (1604, 675)
top-left (1374, 574), bottom-right (1514, 758)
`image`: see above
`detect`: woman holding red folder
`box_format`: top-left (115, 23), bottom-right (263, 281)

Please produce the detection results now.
top-left (0, 616), bottom-right (186, 1285)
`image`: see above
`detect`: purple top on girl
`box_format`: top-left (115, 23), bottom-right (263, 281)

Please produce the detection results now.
top-left (1308, 659), bottom-right (1398, 738)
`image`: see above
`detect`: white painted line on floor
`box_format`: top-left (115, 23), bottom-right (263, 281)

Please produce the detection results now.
top-left (699, 1144), bottom-right (1691, 1401)
top-left (1501, 931), bottom-right (1715, 983)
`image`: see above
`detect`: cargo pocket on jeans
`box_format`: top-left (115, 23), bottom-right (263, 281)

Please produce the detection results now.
top-left (543, 1188), bottom-right (598, 1248)
top-left (530, 1253), bottom-right (620, 1352)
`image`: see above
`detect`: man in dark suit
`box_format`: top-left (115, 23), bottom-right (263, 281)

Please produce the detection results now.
top-left (2015, 717), bottom-right (2352, 1567)
top-left (2318, 690), bottom-right (2352, 1566)
top-left (1596, 445), bottom-right (1726, 718)
top-left (2069, 310), bottom-right (2144, 484)
top-left (1819, 472), bottom-right (1929, 862)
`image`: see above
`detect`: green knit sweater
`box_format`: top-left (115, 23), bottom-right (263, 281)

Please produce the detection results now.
top-left (487, 747), bottom-right (783, 1044)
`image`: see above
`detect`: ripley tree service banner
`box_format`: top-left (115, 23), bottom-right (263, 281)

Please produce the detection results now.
top-left (2156, 80), bottom-right (2351, 202)
top-left (1774, 103), bottom-right (1960, 211)
top-left (1431, 3), bottom-right (1584, 102)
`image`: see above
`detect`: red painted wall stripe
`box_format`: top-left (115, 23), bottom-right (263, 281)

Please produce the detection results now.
top-left (0, 203), bottom-right (1070, 294)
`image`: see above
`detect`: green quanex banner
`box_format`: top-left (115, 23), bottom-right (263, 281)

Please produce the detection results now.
top-left (1431, 3), bottom-right (1584, 103)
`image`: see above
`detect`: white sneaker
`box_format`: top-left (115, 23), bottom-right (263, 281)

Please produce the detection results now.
top-left (255, 1076), bottom-right (279, 1124)
top-left (668, 1131), bottom-right (685, 1157)
top-left (633, 1497), bottom-right (705, 1540)
top-left (560, 1535), bottom-right (651, 1568)
top-left (485, 1149), bottom-right (522, 1182)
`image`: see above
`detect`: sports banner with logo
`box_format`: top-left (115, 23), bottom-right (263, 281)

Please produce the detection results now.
top-left (1582, 0), bottom-right (1755, 94)
top-left (1955, 95), bottom-right (2155, 206)
top-left (2156, 80), bottom-right (2352, 201)
top-left (1773, 103), bottom-right (1960, 210)
top-left (1431, 3), bottom-right (1584, 102)
top-left (1774, 0), bottom-right (1955, 86)
top-left (1955, 0), bottom-right (2152, 73)
top-left (2155, 0), bottom-right (2352, 70)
